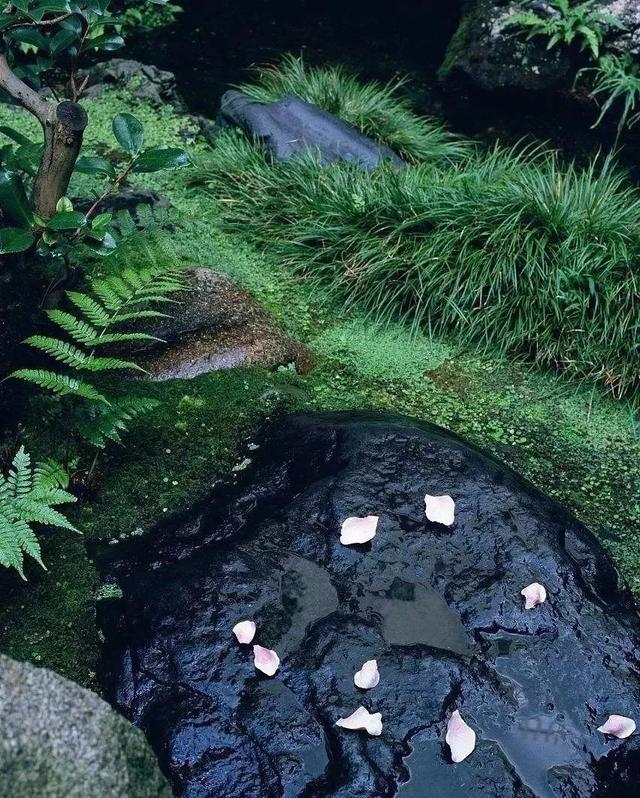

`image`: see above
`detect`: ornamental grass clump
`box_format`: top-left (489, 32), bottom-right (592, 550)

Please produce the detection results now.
top-left (194, 61), bottom-right (640, 405)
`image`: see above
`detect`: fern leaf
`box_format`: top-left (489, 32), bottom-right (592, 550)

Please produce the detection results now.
top-left (86, 332), bottom-right (161, 346)
top-left (23, 336), bottom-right (88, 368)
top-left (7, 447), bottom-right (32, 498)
top-left (10, 370), bottom-right (111, 403)
top-left (46, 310), bottom-right (98, 345)
top-left (66, 291), bottom-right (110, 327)
top-left (76, 356), bottom-right (146, 373)
top-left (33, 460), bottom-right (70, 490)
top-left (78, 396), bottom-right (159, 447)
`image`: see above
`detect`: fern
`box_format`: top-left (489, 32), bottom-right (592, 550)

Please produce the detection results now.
top-left (0, 447), bottom-right (77, 579)
top-left (10, 254), bottom-right (185, 448)
top-left (507, 0), bottom-right (624, 60)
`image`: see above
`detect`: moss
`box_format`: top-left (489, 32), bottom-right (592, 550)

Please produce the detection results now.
top-left (437, 0), bottom-right (484, 81)
top-left (0, 87), bottom-right (638, 690)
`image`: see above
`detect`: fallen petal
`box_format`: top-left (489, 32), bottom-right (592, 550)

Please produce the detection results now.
top-left (521, 582), bottom-right (547, 609)
top-left (424, 494), bottom-right (455, 526)
top-left (597, 714), bottom-right (636, 739)
top-left (253, 645), bottom-right (280, 676)
top-left (354, 659), bottom-right (380, 690)
top-left (446, 710), bottom-right (476, 763)
top-left (233, 620), bottom-right (256, 644)
top-left (335, 706), bottom-right (383, 736)
top-left (340, 515), bottom-right (378, 545)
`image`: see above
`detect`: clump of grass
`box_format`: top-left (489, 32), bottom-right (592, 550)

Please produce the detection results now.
top-left (238, 54), bottom-right (471, 164)
top-left (195, 128), bottom-right (640, 405)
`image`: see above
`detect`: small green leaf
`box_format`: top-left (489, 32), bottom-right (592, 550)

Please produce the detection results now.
top-left (74, 155), bottom-right (116, 177)
top-left (132, 147), bottom-right (192, 173)
top-left (56, 196), bottom-right (73, 213)
top-left (112, 113), bottom-right (144, 156)
top-left (0, 226), bottom-right (34, 254)
top-left (47, 210), bottom-right (86, 230)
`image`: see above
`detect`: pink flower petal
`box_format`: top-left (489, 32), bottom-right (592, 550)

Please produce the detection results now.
top-left (521, 582), bottom-right (547, 609)
top-left (233, 620), bottom-right (256, 644)
top-left (335, 706), bottom-right (383, 736)
top-left (354, 659), bottom-right (380, 690)
top-left (253, 645), bottom-right (280, 676)
top-left (446, 710), bottom-right (476, 763)
top-left (597, 714), bottom-right (636, 739)
top-left (340, 515), bottom-right (378, 545)
top-left (424, 494), bottom-right (455, 526)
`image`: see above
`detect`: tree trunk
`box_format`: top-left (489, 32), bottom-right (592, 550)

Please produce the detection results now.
top-left (31, 101), bottom-right (88, 219)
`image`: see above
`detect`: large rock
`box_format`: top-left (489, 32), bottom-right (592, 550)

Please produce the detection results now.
top-left (134, 268), bottom-right (313, 379)
top-left (0, 654), bottom-right (171, 797)
top-left (220, 90), bottom-right (404, 169)
top-left (440, 0), bottom-right (640, 92)
top-left (98, 412), bottom-right (640, 797)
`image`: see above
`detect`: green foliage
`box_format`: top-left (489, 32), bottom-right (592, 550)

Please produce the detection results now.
top-left (580, 53), bottom-right (640, 140)
top-left (238, 55), bottom-right (471, 164)
top-left (197, 128), bottom-right (640, 405)
top-left (118, 0), bottom-right (181, 34)
top-left (507, 0), bottom-right (624, 59)
top-left (11, 243), bottom-right (185, 447)
top-left (0, 447), bottom-right (76, 579)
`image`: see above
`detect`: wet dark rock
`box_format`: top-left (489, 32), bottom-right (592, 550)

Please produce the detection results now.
top-left (0, 653), bottom-right (171, 797)
top-left (220, 90), bottom-right (404, 169)
top-left (74, 188), bottom-right (170, 218)
top-left (440, 1), bottom-right (640, 93)
top-left (135, 268), bottom-right (313, 379)
top-left (79, 59), bottom-right (187, 111)
top-left (98, 412), bottom-right (640, 797)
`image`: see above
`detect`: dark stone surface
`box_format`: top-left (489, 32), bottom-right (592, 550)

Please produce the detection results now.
top-left (132, 268), bottom-right (313, 379)
top-left (440, 0), bottom-right (640, 93)
top-left (98, 412), bottom-right (640, 797)
top-left (220, 90), bottom-right (404, 169)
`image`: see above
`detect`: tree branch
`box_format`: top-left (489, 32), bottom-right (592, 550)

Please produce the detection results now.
top-left (0, 48), bottom-right (52, 124)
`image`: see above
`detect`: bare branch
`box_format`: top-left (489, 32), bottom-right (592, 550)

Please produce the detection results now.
top-left (0, 49), bottom-right (52, 124)
top-left (5, 12), bottom-right (74, 31)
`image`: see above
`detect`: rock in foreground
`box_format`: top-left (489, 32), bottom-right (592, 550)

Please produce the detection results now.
top-left (0, 654), bottom-right (171, 798)
top-left (99, 412), bottom-right (640, 797)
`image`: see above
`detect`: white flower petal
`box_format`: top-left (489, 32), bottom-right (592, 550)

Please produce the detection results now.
top-left (521, 582), bottom-right (547, 609)
top-left (354, 659), bottom-right (380, 690)
top-left (446, 710), bottom-right (476, 763)
top-left (424, 494), bottom-right (455, 526)
top-left (253, 645), bottom-right (280, 676)
top-left (597, 714), bottom-right (636, 739)
top-left (340, 515), bottom-right (378, 545)
top-left (335, 706), bottom-right (383, 736)
top-left (233, 620), bottom-right (256, 644)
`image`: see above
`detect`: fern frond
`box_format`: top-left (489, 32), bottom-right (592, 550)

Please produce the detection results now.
top-left (66, 291), bottom-right (110, 327)
top-left (86, 332), bottom-right (161, 346)
top-left (46, 310), bottom-right (98, 344)
top-left (23, 336), bottom-right (88, 368)
top-left (0, 447), bottom-right (76, 578)
top-left (10, 370), bottom-right (110, 403)
top-left (78, 397), bottom-right (160, 447)
top-left (76, 356), bottom-right (145, 373)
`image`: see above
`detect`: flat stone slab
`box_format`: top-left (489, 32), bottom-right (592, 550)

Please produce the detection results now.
top-left (98, 412), bottom-right (640, 797)
top-left (220, 90), bottom-right (404, 169)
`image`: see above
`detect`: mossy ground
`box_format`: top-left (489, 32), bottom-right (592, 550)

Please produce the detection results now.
top-left (0, 89), bottom-right (638, 688)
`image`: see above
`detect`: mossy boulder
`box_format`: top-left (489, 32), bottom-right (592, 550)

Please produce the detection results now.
top-left (0, 654), bottom-right (171, 797)
top-left (439, 0), bottom-right (640, 92)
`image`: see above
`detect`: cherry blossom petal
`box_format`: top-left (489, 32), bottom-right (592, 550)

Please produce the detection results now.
top-left (354, 659), bottom-right (380, 690)
top-left (340, 515), bottom-right (378, 545)
top-left (233, 620), bottom-right (256, 644)
top-left (446, 710), bottom-right (476, 763)
top-left (521, 582), bottom-right (547, 609)
top-left (424, 494), bottom-right (455, 526)
top-left (597, 714), bottom-right (636, 739)
top-left (335, 706), bottom-right (383, 736)
top-left (253, 645), bottom-right (280, 676)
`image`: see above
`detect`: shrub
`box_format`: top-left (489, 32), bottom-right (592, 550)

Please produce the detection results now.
top-left (237, 55), bottom-right (471, 164)
top-left (196, 127), bottom-right (640, 404)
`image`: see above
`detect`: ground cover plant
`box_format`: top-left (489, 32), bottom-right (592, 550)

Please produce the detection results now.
top-left (195, 57), bottom-right (640, 407)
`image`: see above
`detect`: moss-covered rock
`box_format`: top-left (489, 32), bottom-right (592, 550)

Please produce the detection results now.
top-left (0, 654), bottom-right (171, 797)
